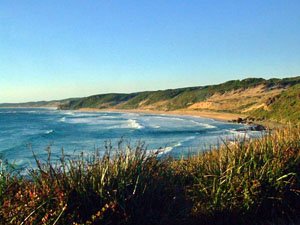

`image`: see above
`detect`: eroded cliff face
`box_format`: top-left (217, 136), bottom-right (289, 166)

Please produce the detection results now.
top-left (250, 84), bottom-right (300, 123)
top-left (187, 84), bottom-right (284, 113)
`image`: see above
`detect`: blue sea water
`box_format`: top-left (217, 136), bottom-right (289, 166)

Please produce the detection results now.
top-left (0, 108), bottom-right (261, 168)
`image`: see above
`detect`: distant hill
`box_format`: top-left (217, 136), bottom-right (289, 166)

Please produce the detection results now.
top-left (58, 76), bottom-right (300, 123)
top-left (2, 76), bottom-right (300, 124)
top-left (58, 77), bottom-right (299, 110)
top-left (0, 98), bottom-right (79, 108)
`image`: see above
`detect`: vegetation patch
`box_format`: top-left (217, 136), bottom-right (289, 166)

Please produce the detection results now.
top-left (57, 76), bottom-right (300, 111)
top-left (251, 84), bottom-right (300, 124)
top-left (1, 127), bottom-right (300, 224)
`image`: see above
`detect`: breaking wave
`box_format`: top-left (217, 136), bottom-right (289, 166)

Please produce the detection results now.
top-left (127, 119), bottom-right (144, 129)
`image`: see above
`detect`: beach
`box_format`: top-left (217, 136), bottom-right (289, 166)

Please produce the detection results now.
top-left (78, 108), bottom-right (245, 122)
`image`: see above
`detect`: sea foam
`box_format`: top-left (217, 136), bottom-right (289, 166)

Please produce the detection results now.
top-left (191, 120), bottom-right (216, 129)
top-left (45, 130), bottom-right (54, 134)
top-left (127, 119), bottom-right (144, 129)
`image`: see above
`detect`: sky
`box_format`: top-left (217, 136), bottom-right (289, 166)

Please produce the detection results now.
top-left (1, 0), bottom-right (300, 103)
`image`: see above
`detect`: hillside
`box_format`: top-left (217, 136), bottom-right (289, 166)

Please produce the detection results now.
top-left (2, 76), bottom-right (299, 123)
top-left (58, 76), bottom-right (300, 123)
top-left (0, 98), bottom-right (79, 108)
top-left (250, 83), bottom-right (300, 123)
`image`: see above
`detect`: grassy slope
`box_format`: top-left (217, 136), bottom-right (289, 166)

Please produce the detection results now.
top-left (60, 79), bottom-right (264, 110)
top-left (59, 77), bottom-right (300, 112)
top-left (1, 127), bottom-right (299, 224)
top-left (2, 76), bottom-right (300, 124)
top-left (251, 84), bottom-right (300, 123)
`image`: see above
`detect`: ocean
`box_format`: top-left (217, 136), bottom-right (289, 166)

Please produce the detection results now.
top-left (0, 108), bottom-right (261, 168)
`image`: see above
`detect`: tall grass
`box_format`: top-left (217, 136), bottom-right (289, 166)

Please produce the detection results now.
top-left (171, 127), bottom-right (300, 223)
top-left (0, 127), bottom-right (300, 225)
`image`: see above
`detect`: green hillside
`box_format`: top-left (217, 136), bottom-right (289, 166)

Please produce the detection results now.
top-left (2, 76), bottom-right (300, 124)
top-left (61, 78), bottom-right (271, 110)
top-left (58, 76), bottom-right (300, 115)
top-left (251, 84), bottom-right (300, 123)
top-left (0, 98), bottom-right (79, 108)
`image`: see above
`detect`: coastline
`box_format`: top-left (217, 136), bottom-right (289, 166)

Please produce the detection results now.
top-left (77, 108), bottom-right (282, 129)
top-left (0, 106), bottom-right (245, 121)
top-left (77, 108), bottom-right (246, 122)
top-left (0, 106), bottom-right (58, 109)
top-left (2, 106), bottom-right (280, 128)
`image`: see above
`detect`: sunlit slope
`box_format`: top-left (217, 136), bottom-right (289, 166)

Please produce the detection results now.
top-left (250, 84), bottom-right (300, 123)
top-left (59, 77), bottom-right (300, 118)
top-left (3, 76), bottom-right (299, 123)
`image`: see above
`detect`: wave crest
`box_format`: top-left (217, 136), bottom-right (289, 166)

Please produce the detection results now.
top-left (127, 119), bottom-right (144, 129)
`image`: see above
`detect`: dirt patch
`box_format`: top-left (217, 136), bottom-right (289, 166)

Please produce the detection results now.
top-left (188, 85), bottom-right (284, 113)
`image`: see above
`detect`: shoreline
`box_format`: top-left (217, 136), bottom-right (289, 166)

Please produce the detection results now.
top-left (77, 108), bottom-right (246, 122)
top-left (0, 106), bottom-right (58, 109)
top-left (2, 106), bottom-right (281, 128)
top-left (76, 108), bottom-right (282, 129)
top-left (0, 106), bottom-right (246, 122)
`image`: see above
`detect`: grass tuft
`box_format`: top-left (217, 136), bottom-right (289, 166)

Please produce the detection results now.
top-left (1, 127), bottom-right (300, 224)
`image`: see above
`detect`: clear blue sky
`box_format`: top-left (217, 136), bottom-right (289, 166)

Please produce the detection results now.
top-left (1, 0), bottom-right (300, 103)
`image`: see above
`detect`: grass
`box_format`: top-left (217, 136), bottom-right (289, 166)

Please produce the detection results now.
top-left (1, 127), bottom-right (300, 225)
top-left (58, 76), bottom-right (300, 111)
top-left (251, 84), bottom-right (300, 124)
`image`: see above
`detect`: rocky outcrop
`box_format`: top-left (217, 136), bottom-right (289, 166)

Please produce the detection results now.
top-left (229, 117), bottom-right (267, 131)
top-left (229, 117), bottom-right (255, 124)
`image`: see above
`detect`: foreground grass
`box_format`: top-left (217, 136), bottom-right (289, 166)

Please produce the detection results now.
top-left (0, 127), bottom-right (300, 225)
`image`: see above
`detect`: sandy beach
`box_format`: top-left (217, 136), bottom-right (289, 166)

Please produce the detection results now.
top-left (78, 108), bottom-right (246, 122)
